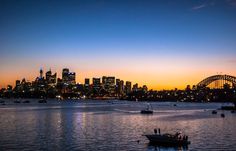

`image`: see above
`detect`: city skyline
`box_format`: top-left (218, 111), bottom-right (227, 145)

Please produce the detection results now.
top-left (1, 0), bottom-right (236, 89)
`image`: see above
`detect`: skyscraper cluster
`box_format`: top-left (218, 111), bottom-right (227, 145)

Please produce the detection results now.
top-left (0, 68), bottom-right (148, 99)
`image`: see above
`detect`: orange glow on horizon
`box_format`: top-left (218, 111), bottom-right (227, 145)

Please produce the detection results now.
top-left (1, 67), bottom-right (235, 90)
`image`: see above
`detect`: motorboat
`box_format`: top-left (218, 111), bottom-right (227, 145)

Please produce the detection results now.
top-left (212, 110), bottom-right (217, 114)
top-left (221, 113), bottom-right (225, 118)
top-left (141, 110), bottom-right (153, 114)
top-left (23, 100), bottom-right (30, 103)
top-left (38, 99), bottom-right (47, 103)
top-left (141, 103), bottom-right (153, 114)
top-left (144, 129), bottom-right (190, 146)
top-left (14, 100), bottom-right (21, 103)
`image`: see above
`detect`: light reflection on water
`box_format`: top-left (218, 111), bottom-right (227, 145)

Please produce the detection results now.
top-left (0, 100), bottom-right (235, 151)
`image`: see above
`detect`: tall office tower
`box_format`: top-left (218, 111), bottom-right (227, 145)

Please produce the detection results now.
top-left (46, 69), bottom-right (57, 85)
top-left (93, 78), bottom-right (101, 91)
top-left (39, 68), bottom-right (43, 79)
top-left (125, 81), bottom-right (132, 94)
top-left (68, 72), bottom-right (76, 85)
top-left (46, 70), bottom-right (52, 81)
top-left (85, 78), bottom-right (90, 87)
top-left (62, 68), bottom-right (69, 84)
top-left (132, 83), bottom-right (138, 92)
top-left (15, 80), bottom-right (21, 87)
top-left (142, 85), bottom-right (148, 92)
top-left (107, 77), bottom-right (115, 94)
top-left (116, 79), bottom-right (120, 94)
top-left (119, 80), bottom-right (124, 94)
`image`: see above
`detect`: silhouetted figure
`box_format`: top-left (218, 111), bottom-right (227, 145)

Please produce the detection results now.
top-left (158, 128), bottom-right (160, 135)
top-left (154, 129), bottom-right (157, 134)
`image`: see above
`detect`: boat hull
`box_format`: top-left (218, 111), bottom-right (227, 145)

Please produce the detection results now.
top-left (140, 110), bottom-right (153, 114)
top-left (145, 135), bottom-right (190, 146)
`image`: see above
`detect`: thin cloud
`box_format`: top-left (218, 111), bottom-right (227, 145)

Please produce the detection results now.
top-left (227, 0), bottom-right (236, 7)
top-left (192, 4), bottom-right (207, 10)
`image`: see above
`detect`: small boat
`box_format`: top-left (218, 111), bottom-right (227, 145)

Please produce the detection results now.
top-left (0, 100), bottom-right (5, 103)
top-left (141, 103), bottom-right (153, 114)
top-left (144, 129), bottom-right (190, 146)
top-left (14, 100), bottom-right (21, 103)
top-left (23, 100), bottom-right (30, 103)
top-left (221, 113), bottom-right (225, 118)
top-left (212, 110), bottom-right (217, 114)
top-left (38, 99), bottom-right (47, 103)
top-left (231, 110), bottom-right (235, 113)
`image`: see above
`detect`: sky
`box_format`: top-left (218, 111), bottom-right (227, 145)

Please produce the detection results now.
top-left (0, 0), bottom-right (236, 90)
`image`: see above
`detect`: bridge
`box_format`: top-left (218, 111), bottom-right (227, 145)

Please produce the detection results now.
top-left (197, 74), bottom-right (236, 89)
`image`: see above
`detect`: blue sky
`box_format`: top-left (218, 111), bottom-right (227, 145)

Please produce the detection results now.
top-left (0, 0), bottom-right (236, 89)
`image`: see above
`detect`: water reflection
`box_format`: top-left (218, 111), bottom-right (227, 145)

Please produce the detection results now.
top-left (0, 100), bottom-right (236, 151)
top-left (147, 143), bottom-right (188, 151)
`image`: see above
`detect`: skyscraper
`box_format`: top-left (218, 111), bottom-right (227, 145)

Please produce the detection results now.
top-left (46, 69), bottom-right (57, 85)
top-left (39, 68), bottom-right (43, 79)
top-left (125, 81), bottom-right (132, 94)
top-left (85, 78), bottom-right (90, 87)
top-left (62, 68), bottom-right (76, 85)
top-left (68, 72), bottom-right (76, 85)
top-left (62, 68), bottom-right (69, 84)
top-left (93, 78), bottom-right (101, 91)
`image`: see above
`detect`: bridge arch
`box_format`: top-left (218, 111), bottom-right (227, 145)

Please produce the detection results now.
top-left (197, 74), bottom-right (236, 88)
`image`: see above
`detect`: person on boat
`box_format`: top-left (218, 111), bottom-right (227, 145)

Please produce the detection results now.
top-left (154, 129), bottom-right (157, 134)
top-left (154, 128), bottom-right (161, 135)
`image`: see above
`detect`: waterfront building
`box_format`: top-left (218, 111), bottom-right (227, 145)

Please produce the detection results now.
top-left (125, 81), bottom-right (132, 94)
top-left (68, 72), bottom-right (76, 85)
top-left (85, 78), bottom-right (90, 87)
top-left (132, 83), bottom-right (138, 92)
top-left (102, 76), bottom-right (115, 95)
top-left (143, 85), bottom-right (148, 93)
top-left (46, 69), bottom-right (57, 86)
top-left (62, 68), bottom-right (69, 84)
top-left (93, 78), bottom-right (101, 92)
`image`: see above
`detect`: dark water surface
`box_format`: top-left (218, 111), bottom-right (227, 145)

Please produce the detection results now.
top-left (0, 99), bottom-right (235, 151)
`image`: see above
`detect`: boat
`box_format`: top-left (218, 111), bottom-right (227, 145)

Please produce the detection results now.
top-left (38, 99), bottom-right (47, 103)
top-left (221, 113), bottom-right (225, 118)
top-left (141, 103), bottom-right (153, 114)
top-left (144, 129), bottom-right (190, 146)
top-left (212, 110), bottom-right (217, 114)
top-left (0, 100), bottom-right (5, 103)
top-left (23, 100), bottom-right (30, 103)
top-left (14, 100), bottom-right (21, 103)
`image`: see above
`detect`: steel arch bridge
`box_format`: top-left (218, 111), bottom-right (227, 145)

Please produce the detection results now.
top-left (197, 74), bottom-right (236, 88)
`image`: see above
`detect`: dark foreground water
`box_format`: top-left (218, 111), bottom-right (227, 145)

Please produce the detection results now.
top-left (0, 99), bottom-right (236, 151)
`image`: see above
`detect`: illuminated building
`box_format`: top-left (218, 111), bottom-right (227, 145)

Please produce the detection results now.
top-left (46, 69), bottom-right (57, 86)
top-left (142, 85), bottom-right (148, 93)
top-left (39, 68), bottom-right (43, 79)
top-left (62, 68), bottom-right (69, 84)
top-left (68, 72), bottom-right (76, 85)
top-left (119, 80), bottom-right (124, 94)
top-left (125, 81), bottom-right (132, 94)
top-left (62, 68), bottom-right (76, 85)
top-left (132, 83), bottom-right (138, 92)
top-left (93, 78), bottom-right (101, 91)
top-left (102, 76), bottom-right (115, 95)
top-left (85, 78), bottom-right (90, 87)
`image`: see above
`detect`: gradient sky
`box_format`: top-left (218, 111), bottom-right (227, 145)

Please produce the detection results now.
top-left (0, 0), bottom-right (236, 90)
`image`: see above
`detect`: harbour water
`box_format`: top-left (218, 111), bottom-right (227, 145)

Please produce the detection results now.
top-left (0, 99), bottom-right (236, 151)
